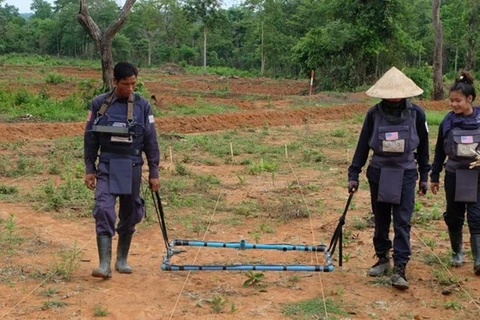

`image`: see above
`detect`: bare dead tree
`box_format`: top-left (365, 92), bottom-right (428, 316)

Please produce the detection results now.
top-left (77, 0), bottom-right (137, 91)
top-left (432, 0), bottom-right (444, 100)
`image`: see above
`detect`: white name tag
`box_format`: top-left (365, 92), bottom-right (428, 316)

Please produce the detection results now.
top-left (148, 115), bottom-right (154, 123)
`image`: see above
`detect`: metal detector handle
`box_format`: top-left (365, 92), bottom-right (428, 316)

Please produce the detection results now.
top-left (152, 190), bottom-right (170, 250)
top-left (327, 192), bottom-right (354, 266)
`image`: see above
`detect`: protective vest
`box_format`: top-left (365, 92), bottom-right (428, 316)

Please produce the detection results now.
top-left (444, 127), bottom-right (480, 171)
top-left (92, 90), bottom-right (145, 162)
top-left (368, 104), bottom-right (419, 170)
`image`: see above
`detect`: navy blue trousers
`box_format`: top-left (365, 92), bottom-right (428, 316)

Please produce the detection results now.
top-left (93, 161), bottom-right (145, 237)
top-left (367, 166), bottom-right (417, 265)
top-left (444, 171), bottom-right (480, 236)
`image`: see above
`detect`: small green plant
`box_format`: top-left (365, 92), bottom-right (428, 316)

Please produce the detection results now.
top-left (433, 268), bottom-right (460, 286)
top-left (40, 287), bottom-right (58, 297)
top-left (45, 72), bottom-right (65, 84)
top-left (0, 184), bottom-right (18, 195)
top-left (175, 163), bottom-right (190, 176)
top-left (208, 295), bottom-right (227, 313)
top-left (282, 297), bottom-right (348, 318)
top-left (2, 214), bottom-right (23, 247)
top-left (444, 300), bottom-right (462, 310)
top-left (247, 158), bottom-right (278, 174)
top-left (93, 304), bottom-right (109, 317)
top-left (243, 271), bottom-right (265, 287)
top-left (53, 242), bottom-right (83, 281)
top-left (42, 299), bottom-right (67, 310)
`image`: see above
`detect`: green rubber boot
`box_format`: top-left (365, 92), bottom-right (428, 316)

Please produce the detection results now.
top-left (92, 236), bottom-right (112, 279)
top-left (115, 234), bottom-right (133, 274)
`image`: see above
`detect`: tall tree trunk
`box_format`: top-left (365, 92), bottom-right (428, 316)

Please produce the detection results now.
top-left (203, 25), bottom-right (207, 74)
top-left (260, 20), bottom-right (265, 77)
top-left (432, 0), bottom-right (444, 100)
top-left (77, 0), bottom-right (136, 91)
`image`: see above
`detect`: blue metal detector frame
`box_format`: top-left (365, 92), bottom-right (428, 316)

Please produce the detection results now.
top-left (152, 191), bottom-right (353, 272)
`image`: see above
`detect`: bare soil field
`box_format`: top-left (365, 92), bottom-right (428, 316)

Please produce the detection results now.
top-left (0, 66), bottom-right (478, 320)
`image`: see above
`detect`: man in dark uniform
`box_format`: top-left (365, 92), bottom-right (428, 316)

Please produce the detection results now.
top-left (347, 67), bottom-right (430, 290)
top-left (84, 61), bottom-right (160, 279)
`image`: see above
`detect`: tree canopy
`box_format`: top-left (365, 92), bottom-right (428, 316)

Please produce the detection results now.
top-left (1, 0), bottom-right (479, 93)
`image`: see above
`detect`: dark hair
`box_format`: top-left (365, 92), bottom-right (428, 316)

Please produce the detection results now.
top-left (450, 71), bottom-right (476, 101)
top-left (113, 62), bottom-right (138, 80)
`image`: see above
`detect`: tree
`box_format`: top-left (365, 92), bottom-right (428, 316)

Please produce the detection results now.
top-left (31, 0), bottom-right (53, 19)
top-left (182, 0), bottom-right (223, 74)
top-left (432, 0), bottom-right (443, 100)
top-left (77, 0), bottom-right (136, 90)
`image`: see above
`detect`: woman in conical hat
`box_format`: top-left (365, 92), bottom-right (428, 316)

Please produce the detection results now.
top-left (347, 66), bottom-right (430, 290)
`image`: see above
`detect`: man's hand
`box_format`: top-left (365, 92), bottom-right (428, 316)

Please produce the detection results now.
top-left (418, 181), bottom-right (428, 196)
top-left (85, 173), bottom-right (96, 190)
top-left (149, 177), bottom-right (160, 192)
top-left (430, 182), bottom-right (440, 195)
top-left (347, 181), bottom-right (358, 193)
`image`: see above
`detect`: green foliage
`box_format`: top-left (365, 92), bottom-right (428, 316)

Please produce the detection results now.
top-left (208, 295), bottom-right (227, 313)
top-left (93, 304), bottom-right (109, 317)
top-left (282, 297), bottom-right (348, 318)
top-left (247, 158), bottom-right (278, 174)
top-left (53, 242), bottom-right (83, 281)
top-left (404, 65), bottom-right (433, 99)
top-left (243, 271), bottom-right (265, 287)
top-left (45, 72), bottom-right (66, 84)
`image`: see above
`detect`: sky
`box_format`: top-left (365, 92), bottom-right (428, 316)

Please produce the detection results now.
top-left (5, 0), bottom-right (240, 14)
top-left (5, 0), bottom-right (55, 13)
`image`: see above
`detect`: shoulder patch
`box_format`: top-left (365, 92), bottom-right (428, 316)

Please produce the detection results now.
top-left (148, 115), bottom-right (155, 123)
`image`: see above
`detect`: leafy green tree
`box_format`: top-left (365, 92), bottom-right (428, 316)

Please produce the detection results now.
top-left (31, 0), bottom-right (53, 19)
top-left (182, 0), bottom-right (223, 73)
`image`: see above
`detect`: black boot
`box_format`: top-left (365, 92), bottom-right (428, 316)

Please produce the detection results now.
top-left (471, 235), bottom-right (480, 276)
top-left (115, 234), bottom-right (133, 274)
top-left (391, 263), bottom-right (409, 290)
top-left (449, 230), bottom-right (463, 267)
top-left (92, 236), bottom-right (112, 279)
top-left (368, 252), bottom-right (391, 277)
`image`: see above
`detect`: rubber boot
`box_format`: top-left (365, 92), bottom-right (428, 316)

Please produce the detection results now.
top-left (391, 263), bottom-right (409, 290)
top-left (368, 252), bottom-right (391, 277)
top-left (115, 234), bottom-right (133, 274)
top-left (448, 230), bottom-right (463, 267)
top-left (92, 236), bottom-right (112, 279)
top-left (470, 235), bottom-right (480, 276)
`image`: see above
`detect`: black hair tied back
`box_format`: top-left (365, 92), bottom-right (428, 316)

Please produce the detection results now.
top-left (457, 71), bottom-right (474, 85)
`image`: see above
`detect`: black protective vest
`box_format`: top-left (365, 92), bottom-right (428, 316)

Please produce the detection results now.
top-left (368, 105), bottom-right (419, 170)
top-left (444, 127), bottom-right (480, 171)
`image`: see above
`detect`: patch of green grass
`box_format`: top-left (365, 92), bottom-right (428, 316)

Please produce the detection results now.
top-left (53, 242), bottom-right (83, 281)
top-left (282, 297), bottom-right (348, 319)
top-left (93, 304), bottom-right (109, 317)
top-left (42, 300), bottom-right (68, 310)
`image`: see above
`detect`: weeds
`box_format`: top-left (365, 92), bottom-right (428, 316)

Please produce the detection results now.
top-left (208, 295), bottom-right (227, 313)
top-left (53, 242), bottom-right (82, 281)
top-left (243, 271), bottom-right (265, 287)
top-left (93, 304), bottom-right (109, 317)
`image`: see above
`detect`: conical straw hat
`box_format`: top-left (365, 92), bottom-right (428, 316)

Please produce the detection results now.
top-left (365, 66), bottom-right (423, 99)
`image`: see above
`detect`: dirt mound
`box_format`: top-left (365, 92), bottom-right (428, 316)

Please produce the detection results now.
top-left (158, 63), bottom-right (186, 75)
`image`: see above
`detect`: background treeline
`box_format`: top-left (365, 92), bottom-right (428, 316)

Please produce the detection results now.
top-left (1, 0), bottom-right (479, 94)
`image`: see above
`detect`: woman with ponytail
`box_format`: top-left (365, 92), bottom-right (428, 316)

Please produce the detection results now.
top-left (430, 71), bottom-right (480, 276)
